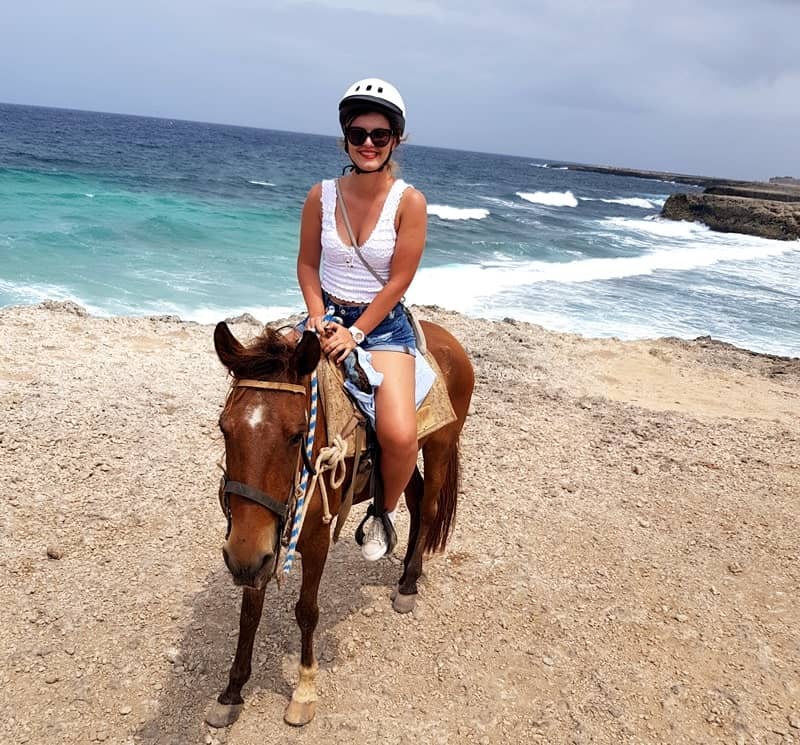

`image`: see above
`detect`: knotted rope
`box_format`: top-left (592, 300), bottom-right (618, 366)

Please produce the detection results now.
top-left (281, 307), bottom-right (349, 576)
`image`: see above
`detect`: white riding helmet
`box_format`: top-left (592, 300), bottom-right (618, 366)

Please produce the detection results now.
top-left (338, 78), bottom-right (406, 136)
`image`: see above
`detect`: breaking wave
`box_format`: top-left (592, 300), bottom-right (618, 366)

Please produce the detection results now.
top-left (408, 230), bottom-right (798, 308)
top-left (580, 196), bottom-right (664, 209)
top-left (516, 190), bottom-right (578, 208)
top-left (427, 205), bottom-right (490, 221)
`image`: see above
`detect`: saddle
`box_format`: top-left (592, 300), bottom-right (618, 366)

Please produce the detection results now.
top-left (316, 351), bottom-right (457, 542)
top-left (316, 351), bottom-right (457, 456)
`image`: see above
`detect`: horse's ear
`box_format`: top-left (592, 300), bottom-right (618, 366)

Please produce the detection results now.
top-left (214, 322), bottom-right (245, 373)
top-left (292, 330), bottom-right (321, 377)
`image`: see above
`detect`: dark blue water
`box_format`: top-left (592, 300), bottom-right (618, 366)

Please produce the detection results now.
top-left (2, 103), bottom-right (799, 355)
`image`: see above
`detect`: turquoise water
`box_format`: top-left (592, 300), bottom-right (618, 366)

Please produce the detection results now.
top-left (2, 103), bottom-right (799, 356)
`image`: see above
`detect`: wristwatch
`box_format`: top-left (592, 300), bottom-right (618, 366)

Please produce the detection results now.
top-left (349, 325), bottom-right (365, 345)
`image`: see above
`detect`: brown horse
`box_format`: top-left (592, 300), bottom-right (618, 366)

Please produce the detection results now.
top-left (207, 319), bottom-right (473, 727)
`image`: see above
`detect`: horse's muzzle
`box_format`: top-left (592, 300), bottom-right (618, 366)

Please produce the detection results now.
top-left (222, 546), bottom-right (277, 588)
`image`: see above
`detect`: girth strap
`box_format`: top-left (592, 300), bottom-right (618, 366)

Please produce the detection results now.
top-left (221, 478), bottom-right (289, 520)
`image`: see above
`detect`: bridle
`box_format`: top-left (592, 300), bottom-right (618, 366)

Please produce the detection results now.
top-left (218, 378), bottom-right (313, 543)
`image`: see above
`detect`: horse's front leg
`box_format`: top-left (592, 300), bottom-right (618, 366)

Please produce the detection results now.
top-left (206, 586), bottom-right (266, 728)
top-left (284, 524), bottom-right (330, 726)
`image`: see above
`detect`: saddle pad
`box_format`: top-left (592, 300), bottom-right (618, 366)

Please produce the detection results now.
top-left (316, 352), bottom-right (457, 457)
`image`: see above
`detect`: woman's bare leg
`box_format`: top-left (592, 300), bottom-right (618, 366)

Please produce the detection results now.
top-left (368, 349), bottom-right (417, 513)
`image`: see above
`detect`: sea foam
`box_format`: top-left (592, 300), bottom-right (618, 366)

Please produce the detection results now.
top-left (427, 205), bottom-right (489, 221)
top-left (516, 191), bottom-right (578, 208)
top-left (407, 232), bottom-right (799, 309)
top-left (248, 180), bottom-right (275, 187)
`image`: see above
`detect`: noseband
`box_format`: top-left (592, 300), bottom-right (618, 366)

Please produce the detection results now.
top-left (218, 378), bottom-right (312, 541)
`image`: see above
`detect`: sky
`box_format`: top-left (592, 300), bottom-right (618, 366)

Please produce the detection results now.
top-left (2, 0), bottom-right (798, 180)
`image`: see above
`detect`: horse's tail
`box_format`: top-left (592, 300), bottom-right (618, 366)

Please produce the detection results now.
top-left (423, 438), bottom-right (460, 554)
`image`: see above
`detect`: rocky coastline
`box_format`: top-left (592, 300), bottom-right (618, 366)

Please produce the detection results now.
top-left (559, 162), bottom-right (800, 241)
top-left (661, 184), bottom-right (800, 241)
top-left (561, 163), bottom-right (800, 241)
top-left (560, 162), bottom-right (743, 188)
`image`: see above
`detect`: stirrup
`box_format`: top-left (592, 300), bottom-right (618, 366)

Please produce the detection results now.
top-left (380, 511), bottom-right (398, 556)
top-left (355, 504), bottom-right (376, 546)
top-left (354, 504), bottom-right (397, 556)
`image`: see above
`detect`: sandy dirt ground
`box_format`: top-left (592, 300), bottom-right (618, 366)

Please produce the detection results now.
top-left (1, 301), bottom-right (799, 745)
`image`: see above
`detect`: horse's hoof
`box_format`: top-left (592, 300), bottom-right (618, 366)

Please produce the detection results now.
top-left (205, 701), bottom-right (243, 728)
top-left (284, 699), bottom-right (316, 726)
top-left (392, 590), bottom-right (417, 614)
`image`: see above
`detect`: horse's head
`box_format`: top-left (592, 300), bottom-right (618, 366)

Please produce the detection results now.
top-left (213, 322), bottom-right (320, 589)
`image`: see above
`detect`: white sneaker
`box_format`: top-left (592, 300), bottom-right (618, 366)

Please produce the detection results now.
top-left (361, 516), bottom-right (389, 561)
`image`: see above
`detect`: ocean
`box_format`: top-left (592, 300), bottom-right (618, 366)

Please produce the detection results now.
top-left (2, 103), bottom-right (799, 357)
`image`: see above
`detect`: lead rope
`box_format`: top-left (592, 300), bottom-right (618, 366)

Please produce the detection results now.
top-left (282, 305), bottom-right (355, 577)
top-left (281, 367), bottom-right (320, 577)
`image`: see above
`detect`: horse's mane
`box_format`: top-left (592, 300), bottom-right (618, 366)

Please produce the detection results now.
top-left (226, 327), bottom-right (297, 381)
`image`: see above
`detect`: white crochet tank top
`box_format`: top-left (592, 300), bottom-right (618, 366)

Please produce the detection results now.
top-left (319, 178), bottom-right (411, 303)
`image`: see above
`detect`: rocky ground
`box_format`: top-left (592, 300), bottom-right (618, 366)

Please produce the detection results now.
top-left (1, 301), bottom-right (799, 745)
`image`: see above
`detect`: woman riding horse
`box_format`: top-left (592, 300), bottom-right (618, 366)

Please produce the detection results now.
top-left (208, 79), bottom-right (473, 727)
top-left (297, 78), bottom-right (426, 561)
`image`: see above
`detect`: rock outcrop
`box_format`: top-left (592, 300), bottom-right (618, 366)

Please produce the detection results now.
top-left (555, 160), bottom-right (800, 241)
top-left (662, 185), bottom-right (800, 241)
top-left (559, 163), bottom-right (751, 188)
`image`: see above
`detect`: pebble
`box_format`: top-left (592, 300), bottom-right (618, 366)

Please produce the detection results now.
top-left (46, 546), bottom-right (64, 560)
top-left (638, 518), bottom-right (651, 528)
top-left (361, 607), bottom-right (375, 617)
top-left (631, 464), bottom-right (641, 475)
top-left (119, 705), bottom-right (132, 716)
top-left (790, 714), bottom-right (800, 729)
top-left (165, 647), bottom-right (183, 664)
top-left (45, 674), bottom-right (59, 684)
top-left (728, 562), bottom-right (744, 575)
top-left (673, 614), bottom-right (689, 623)
top-left (543, 656), bottom-right (554, 666)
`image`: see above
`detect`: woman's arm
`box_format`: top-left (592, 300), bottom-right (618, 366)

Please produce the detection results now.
top-left (296, 183), bottom-right (327, 332)
top-left (352, 187), bottom-right (427, 334)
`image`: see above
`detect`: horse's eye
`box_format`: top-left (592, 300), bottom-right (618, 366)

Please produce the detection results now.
top-left (289, 432), bottom-right (304, 446)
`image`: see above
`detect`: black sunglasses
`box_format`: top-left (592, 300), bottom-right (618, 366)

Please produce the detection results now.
top-left (345, 126), bottom-right (394, 148)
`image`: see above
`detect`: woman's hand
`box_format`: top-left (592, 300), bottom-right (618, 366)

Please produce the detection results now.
top-left (320, 323), bottom-right (358, 364)
top-left (307, 314), bottom-right (330, 335)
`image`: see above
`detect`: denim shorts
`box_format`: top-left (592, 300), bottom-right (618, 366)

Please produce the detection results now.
top-left (298, 291), bottom-right (416, 355)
